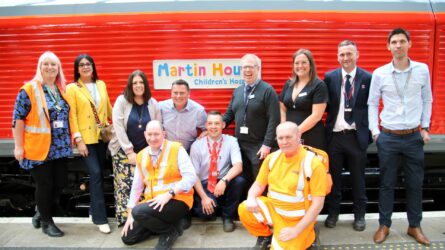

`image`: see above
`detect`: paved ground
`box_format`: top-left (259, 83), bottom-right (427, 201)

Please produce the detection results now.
top-left (0, 212), bottom-right (444, 249)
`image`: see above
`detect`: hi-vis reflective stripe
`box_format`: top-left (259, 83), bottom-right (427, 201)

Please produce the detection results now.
top-left (271, 236), bottom-right (284, 250)
top-left (304, 151), bottom-right (315, 178)
top-left (253, 212), bottom-right (265, 224)
top-left (256, 198), bottom-right (273, 226)
top-left (155, 142), bottom-right (171, 188)
top-left (153, 182), bottom-right (176, 192)
top-left (24, 82), bottom-right (50, 134)
top-left (269, 190), bottom-right (303, 203)
top-left (275, 207), bottom-right (305, 217)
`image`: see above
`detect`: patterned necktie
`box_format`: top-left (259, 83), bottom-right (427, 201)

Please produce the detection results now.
top-left (207, 141), bottom-right (218, 193)
top-left (344, 74), bottom-right (353, 125)
top-left (245, 84), bottom-right (253, 103)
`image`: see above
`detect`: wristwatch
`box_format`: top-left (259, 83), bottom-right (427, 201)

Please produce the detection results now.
top-left (422, 127), bottom-right (430, 132)
top-left (168, 188), bottom-right (176, 197)
top-left (221, 177), bottom-right (229, 185)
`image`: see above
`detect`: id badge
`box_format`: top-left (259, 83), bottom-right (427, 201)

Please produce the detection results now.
top-left (53, 120), bottom-right (64, 128)
top-left (298, 92), bottom-right (307, 97)
top-left (240, 126), bottom-right (249, 134)
top-left (249, 94), bottom-right (255, 99)
top-left (396, 106), bottom-right (404, 115)
top-left (345, 108), bottom-right (352, 113)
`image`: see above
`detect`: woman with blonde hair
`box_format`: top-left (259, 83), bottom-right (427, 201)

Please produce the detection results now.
top-left (12, 51), bottom-right (72, 237)
top-left (66, 54), bottom-right (112, 234)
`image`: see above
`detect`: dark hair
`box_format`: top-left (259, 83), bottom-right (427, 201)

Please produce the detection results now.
top-left (171, 79), bottom-right (190, 91)
top-left (208, 110), bottom-right (222, 117)
top-left (338, 40), bottom-right (357, 49)
top-left (290, 49), bottom-right (318, 86)
top-left (74, 54), bottom-right (99, 82)
top-left (124, 70), bottom-right (152, 104)
top-left (388, 28), bottom-right (410, 43)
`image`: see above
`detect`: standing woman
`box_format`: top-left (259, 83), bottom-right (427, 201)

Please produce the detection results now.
top-left (279, 49), bottom-right (328, 150)
top-left (108, 70), bottom-right (161, 226)
top-left (12, 51), bottom-right (72, 237)
top-left (66, 54), bottom-right (112, 234)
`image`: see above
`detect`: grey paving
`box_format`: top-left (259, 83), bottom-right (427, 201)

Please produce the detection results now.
top-left (0, 212), bottom-right (444, 249)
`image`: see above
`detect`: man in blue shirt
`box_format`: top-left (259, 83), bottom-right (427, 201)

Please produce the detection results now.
top-left (368, 28), bottom-right (432, 246)
top-left (190, 111), bottom-right (245, 232)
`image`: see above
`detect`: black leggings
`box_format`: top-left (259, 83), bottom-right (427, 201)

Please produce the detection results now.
top-left (30, 158), bottom-right (67, 222)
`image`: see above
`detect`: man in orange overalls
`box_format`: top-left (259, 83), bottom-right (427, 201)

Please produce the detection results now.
top-left (238, 121), bottom-right (328, 250)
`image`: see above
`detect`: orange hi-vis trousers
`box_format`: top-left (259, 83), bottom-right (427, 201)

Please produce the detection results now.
top-left (238, 196), bottom-right (315, 250)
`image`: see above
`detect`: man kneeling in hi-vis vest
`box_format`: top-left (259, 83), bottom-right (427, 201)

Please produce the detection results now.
top-left (121, 120), bottom-right (197, 250)
top-left (239, 121), bottom-right (330, 250)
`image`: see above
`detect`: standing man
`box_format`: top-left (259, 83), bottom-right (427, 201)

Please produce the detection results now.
top-left (324, 40), bottom-right (372, 231)
top-left (238, 122), bottom-right (328, 250)
top-left (159, 79), bottom-right (207, 152)
top-left (368, 28), bottom-right (432, 246)
top-left (190, 111), bottom-right (246, 232)
top-left (223, 54), bottom-right (280, 185)
top-left (121, 120), bottom-right (196, 249)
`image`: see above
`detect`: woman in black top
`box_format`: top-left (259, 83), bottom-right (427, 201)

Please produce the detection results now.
top-left (279, 49), bottom-right (328, 150)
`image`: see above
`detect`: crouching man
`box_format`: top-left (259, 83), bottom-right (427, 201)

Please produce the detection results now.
top-left (121, 120), bottom-right (196, 250)
top-left (239, 122), bottom-right (329, 250)
top-left (190, 111), bottom-right (246, 232)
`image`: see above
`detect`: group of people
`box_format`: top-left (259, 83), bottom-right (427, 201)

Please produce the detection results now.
top-left (12, 27), bottom-right (432, 250)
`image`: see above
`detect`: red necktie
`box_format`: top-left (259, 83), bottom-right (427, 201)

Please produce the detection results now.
top-left (207, 141), bottom-right (218, 193)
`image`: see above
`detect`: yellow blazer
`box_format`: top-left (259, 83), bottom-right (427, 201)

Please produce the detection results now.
top-left (66, 79), bottom-right (112, 144)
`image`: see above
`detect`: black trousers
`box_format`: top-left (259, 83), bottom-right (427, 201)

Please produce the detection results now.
top-left (29, 158), bottom-right (67, 222)
top-left (121, 199), bottom-right (189, 245)
top-left (238, 141), bottom-right (263, 186)
top-left (326, 131), bottom-right (367, 218)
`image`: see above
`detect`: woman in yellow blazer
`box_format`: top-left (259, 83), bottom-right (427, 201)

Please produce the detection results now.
top-left (66, 54), bottom-right (112, 234)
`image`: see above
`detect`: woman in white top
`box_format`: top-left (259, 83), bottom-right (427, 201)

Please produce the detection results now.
top-left (108, 70), bottom-right (161, 226)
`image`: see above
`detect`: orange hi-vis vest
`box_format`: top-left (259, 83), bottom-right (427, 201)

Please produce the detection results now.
top-left (21, 81), bottom-right (52, 161)
top-left (136, 140), bottom-right (194, 208)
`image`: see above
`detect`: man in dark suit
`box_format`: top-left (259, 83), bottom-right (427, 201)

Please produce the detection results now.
top-left (323, 40), bottom-right (372, 231)
top-left (223, 53), bottom-right (280, 186)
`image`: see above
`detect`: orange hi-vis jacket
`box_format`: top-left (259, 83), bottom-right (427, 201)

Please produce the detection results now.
top-left (136, 140), bottom-right (194, 208)
top-left (238, 146), bottom-right (328, 250)
top-left (21, 81), bottom-right (68, 161)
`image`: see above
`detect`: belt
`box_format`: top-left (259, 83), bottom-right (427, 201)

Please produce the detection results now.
top-left (381, 127), bottom-right (418, 135)
top-left (333, 129), bottom-right (356, 134)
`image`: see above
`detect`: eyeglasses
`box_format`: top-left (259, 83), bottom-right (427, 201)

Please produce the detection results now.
top-left (241, 65), bottom-right (258, 70)
top-left (79, 63), bottom-right (92, 68)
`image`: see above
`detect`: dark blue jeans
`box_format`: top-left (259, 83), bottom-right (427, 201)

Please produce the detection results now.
top-left (193, 175), bottom-right (246, 220)
top-left (84, 141), bottom-right (108, 225)
top-left (376, 131), bottom-right (424, 228)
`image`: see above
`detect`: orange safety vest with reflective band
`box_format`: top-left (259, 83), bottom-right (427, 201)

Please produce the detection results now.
top-left (21, 81), bottom-right (52, 161)
top-left (136, 140), bottom-right (194, 208)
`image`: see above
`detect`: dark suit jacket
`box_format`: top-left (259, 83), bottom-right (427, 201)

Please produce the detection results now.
top-left (324, 67), bottom-right (372, 150)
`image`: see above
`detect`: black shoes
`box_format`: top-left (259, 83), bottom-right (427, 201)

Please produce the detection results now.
top-left (253, 235), bottom-right (272, 250)
top-left (155, 229), bottom-right (180, 250)
top-left (353, 217), bottom-right (366, 231)
top-left (42, 222), bottom-right (64, 237)
top-left (223, 218), bottom-right (235, 232)
top-left (324, 214), bottom-right (338, 228)
top-left (32, 211), bottom-right (41, 229)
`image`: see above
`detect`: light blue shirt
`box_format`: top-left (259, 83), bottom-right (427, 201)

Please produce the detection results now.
top-left (190, 134), bottom-right (242, 181)
top-left (159, 99), bottom-right (207, 151)
top-left (368, 60), bottom-right (433, 136)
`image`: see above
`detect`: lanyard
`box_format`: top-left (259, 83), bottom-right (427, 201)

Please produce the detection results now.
top-left (343, 76), bottom-right (355, 108)
top-left (392, 70), bottom-right (412, 104)
top-left (44, 85), bottom-right (62, 111)
top-left (243, 84), bottom-right (258, 125)
top-left (206, 136), bottom-right (223, 159)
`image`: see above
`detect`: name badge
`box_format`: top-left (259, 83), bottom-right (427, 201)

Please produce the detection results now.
top-left (345, 108), bottom-right (352, 112)
top-left (53, 120), bottom-right (64, 128)
top-left (249, 94), bottom-right (255, 99)
top-left (298, 92), bottom-right (307, 97)
top-left (240, 126), bottom-right (249, 134)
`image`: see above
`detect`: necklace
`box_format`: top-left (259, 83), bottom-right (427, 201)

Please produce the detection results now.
top-left (137, 105), bottom-right (144, 129)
